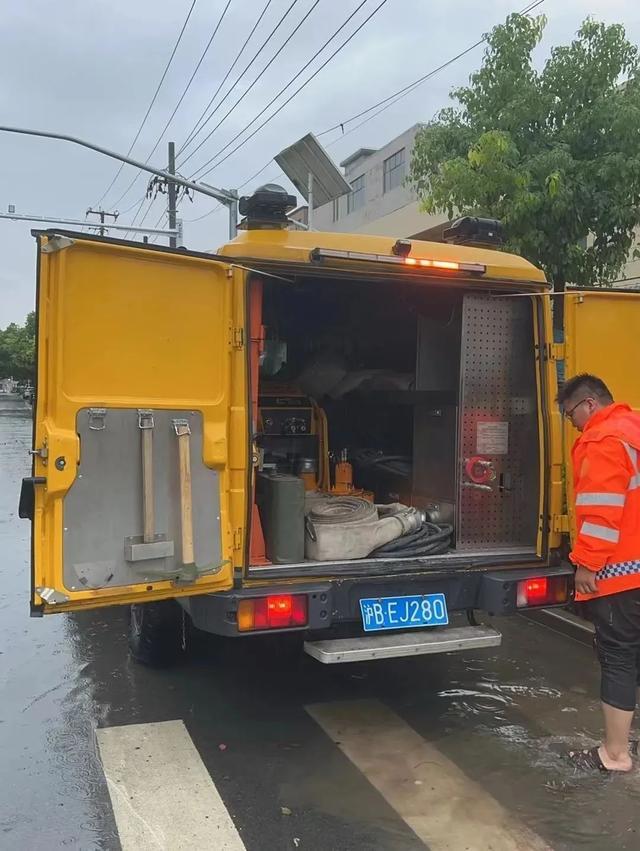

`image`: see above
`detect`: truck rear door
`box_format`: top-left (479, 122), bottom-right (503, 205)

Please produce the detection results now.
top-left (23, 233), bottom-right (247, 614)
top-left (563, 289), bottom-right (640, 536)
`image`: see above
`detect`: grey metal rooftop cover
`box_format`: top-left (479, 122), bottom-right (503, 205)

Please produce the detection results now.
top-left (275, 133), bottom-right (351, 209)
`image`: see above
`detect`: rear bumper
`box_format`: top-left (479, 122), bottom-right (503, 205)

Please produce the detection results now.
top-left (182, 564), bottom-right (574, 637)
top-left (304, 624), bottom-right (503, 664)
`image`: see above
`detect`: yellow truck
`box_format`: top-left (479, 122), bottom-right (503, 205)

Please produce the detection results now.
top-left (19, 185), bottom-right (639, 665)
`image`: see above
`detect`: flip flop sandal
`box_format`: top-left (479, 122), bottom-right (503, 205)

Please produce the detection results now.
top-left (566, 747), bottom-right (609, 773)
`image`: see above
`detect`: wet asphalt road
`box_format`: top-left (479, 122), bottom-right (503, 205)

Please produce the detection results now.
top-left (2, 412), bottom-right (640, 851)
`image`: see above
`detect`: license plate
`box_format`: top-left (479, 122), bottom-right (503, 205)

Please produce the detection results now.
top-left (359, 593), bottom-right (449, 632)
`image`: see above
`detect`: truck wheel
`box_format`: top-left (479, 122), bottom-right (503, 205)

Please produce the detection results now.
top-left (128, 600), bottom-right (189, 667)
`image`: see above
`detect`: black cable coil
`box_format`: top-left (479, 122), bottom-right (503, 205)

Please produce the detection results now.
top-left (353, 449), bottom-right (412, 479)
top-left (369, 521), bottom-right (453, 558)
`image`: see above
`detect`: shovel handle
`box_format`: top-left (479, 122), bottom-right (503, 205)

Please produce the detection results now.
top-left (138, 410), bottom-right (155, 544)
top-left (174, 420), bottom-right (194, 565)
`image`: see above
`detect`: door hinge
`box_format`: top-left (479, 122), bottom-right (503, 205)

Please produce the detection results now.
top-left (552, 514), bottom-right (570, 533)
top-left (88, 407), bottom-right (108, 430)
top-left (545, 342), bottom-right (565, 361)
top-left (233, 527), bottom-right (243, 550)
top-left (36, 586), bottom-right (70, 605)
top-left (231, 327), bottom-right (245, 349)
top-left (41, 235), bottom-right (75, 254)
top-left (252, 444), bottom-right (263, 468)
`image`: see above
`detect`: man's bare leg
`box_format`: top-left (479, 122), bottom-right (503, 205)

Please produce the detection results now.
top-left (599, 702), bottom-right (634, 771)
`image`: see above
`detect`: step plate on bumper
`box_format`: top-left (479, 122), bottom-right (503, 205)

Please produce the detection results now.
top-left (304, 625), bottom-right (502, 664)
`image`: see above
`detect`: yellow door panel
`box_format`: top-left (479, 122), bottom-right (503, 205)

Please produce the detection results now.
top-left (564, 291), bottom-right (640, 406)
top-left (28, 233), bottom-right (247, 613)
top-left (564, 290), bottom-right (640, 539)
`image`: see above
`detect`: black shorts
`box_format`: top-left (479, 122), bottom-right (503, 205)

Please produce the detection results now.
top-left (585, 588), bottom-right (640, 712)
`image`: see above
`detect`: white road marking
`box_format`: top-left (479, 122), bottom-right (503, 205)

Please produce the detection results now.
top-left (96, 719), bottom-right (246, 851)
top-left (306, 699), bottom-right (552, 851)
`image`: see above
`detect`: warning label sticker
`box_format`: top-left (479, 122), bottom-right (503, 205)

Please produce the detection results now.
top-left (476, 421), bottom-right (509, 455)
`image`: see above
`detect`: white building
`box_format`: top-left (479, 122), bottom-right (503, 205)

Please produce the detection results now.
top-left (313, 124), bottom-right (446, 240)
top-left (619, 238), bottom-right (640, 288)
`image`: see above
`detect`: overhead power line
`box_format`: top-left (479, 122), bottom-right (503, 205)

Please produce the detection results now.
top-left (179, 0), bottom-right (368, 172)
top-left (178, 0), bottom-right (275, 156)
top-left (139, 195), bottom-right (168, 231)
top-left (184, 204), bottom-right (224, 222)
top-left (176, 0), bottom-right (306, 165)
top-left (123, 195), bottom-right (154, 239)
top-left (189, 0), bottom-right (392, 181)
top-left (120, 0), bottom-right (545, 233)
top-left (164, 162), bottom-right (268, 227)
top-left (317, 0), bottom-right (545, 137)
top-left (112, 0), bottom-right (234, 211)
top-left (94, 0), bottom-right (198, 208)
top-left (120, 192), bottom-right (148, 216)
top-left (149, 210), bottom-right (168, 243)
top-left (218, 0), bottom-right (545, 195)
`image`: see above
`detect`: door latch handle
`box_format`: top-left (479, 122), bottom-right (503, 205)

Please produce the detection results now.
top-left (19, 477), bottom-right (46, 520)
top-left (462, 481), bottom-right (493, 492)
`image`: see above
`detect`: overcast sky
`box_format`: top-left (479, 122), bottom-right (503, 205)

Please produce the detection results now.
top-left (1, 0), bottom-right (638, 326)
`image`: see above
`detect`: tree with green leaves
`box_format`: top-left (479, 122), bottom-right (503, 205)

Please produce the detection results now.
top-left (410, 14), bottom-right (640, 322)
top-left (0, 312), bottom-right (36, 381)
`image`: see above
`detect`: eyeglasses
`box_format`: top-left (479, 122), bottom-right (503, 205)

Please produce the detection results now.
top-left (563, 397), bottom-right (591, 419)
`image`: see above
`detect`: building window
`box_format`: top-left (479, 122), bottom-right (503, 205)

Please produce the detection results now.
top-left (347, 174), bottom-right (365, 214)
top-left (332, 198), bottom-right (340, 222)
top-left (383, 148), bottom-right (406, 193)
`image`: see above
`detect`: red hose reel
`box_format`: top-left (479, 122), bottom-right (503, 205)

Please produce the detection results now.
top-left (465, 455), bottom-right (496, 485)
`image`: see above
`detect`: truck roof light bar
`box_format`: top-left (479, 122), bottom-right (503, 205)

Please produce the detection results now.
top-left (310, 247), bottom-right (486, 275)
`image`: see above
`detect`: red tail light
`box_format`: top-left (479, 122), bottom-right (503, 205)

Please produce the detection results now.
top-left (237, 594), bottom-right (308, 631)
top-left (517, 575), bottom-right (568, 608)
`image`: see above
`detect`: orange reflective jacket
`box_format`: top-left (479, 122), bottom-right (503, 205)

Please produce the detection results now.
top-left (570, 403), bottom-right (640, 601)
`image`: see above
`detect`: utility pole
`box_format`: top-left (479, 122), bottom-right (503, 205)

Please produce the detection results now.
top-left (86, 207), bottom-right (118, 236)
top-left (167, 142), bottom-right (177, 249)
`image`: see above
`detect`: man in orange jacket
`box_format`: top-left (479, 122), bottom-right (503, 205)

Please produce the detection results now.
top-left (558, 374), bottom-right (640, 772)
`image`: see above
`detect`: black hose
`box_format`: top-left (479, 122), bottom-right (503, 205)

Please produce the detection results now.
top-left (353, 450), bottom-right (412, 479)
top-left (370, 521), bottom-right (453, 558)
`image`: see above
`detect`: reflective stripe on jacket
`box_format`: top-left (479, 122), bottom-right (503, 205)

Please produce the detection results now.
top-left (570, 403), bottom-right (640, 601)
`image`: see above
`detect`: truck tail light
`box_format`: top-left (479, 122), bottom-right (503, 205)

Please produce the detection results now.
top-left (516, 575), bottom-right (569, 608)
top-left (237, 594), bottom-right (308, 631)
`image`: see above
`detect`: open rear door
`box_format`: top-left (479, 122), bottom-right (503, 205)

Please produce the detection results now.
top-left (563, 289), bottom-right (640, 535)
top-left (23, 233), bottom-right (247, 614)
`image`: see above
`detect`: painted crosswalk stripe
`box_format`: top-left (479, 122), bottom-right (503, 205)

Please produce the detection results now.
top-left (307, 699), bottom-right (552, 851)
top-left (96, 719), bottom-right (246, 851)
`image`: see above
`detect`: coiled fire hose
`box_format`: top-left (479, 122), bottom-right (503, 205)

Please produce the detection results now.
top-left (307, 495), bottom-right (377, 527)
top-left (305, 497), bottom-right (420, 561)
top-left (304, 496), bottom-right (452, 561)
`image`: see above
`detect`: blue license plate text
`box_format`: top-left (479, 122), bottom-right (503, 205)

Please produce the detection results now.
top-left (359, 593), bottom-right (448, 632)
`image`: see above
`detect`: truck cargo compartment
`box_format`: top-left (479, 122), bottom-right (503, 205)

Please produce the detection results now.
top-left (250, 272), bottom-right (542, 575)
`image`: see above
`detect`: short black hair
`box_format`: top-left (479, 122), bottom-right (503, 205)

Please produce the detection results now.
top-left (557, 373), bottom-right (614, 407)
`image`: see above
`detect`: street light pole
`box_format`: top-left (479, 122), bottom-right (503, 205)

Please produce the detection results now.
top-left (307, 171), bottom-right (314, 230)
top-left (0, 124), bottom-right (239, 238)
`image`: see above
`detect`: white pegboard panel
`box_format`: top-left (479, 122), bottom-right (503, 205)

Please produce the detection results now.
top-left (457, 295), bottom-right (539, 549)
